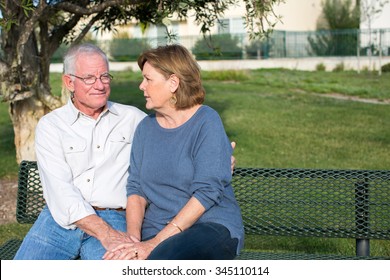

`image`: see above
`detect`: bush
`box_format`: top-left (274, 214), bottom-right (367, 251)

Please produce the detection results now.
top-left (381, 63), bottom-right (390, 73)
top-left (202, 70), bottom-right (250, 81)
top-left (316, 63), bottom-right (326, 71)
top-left (245, 39), bottom-right (273, 59)
top-left (333, 62), bottom-right (345, 72)
top-left (110, 38), bottom-right (151, 61)
top-left (51, 37), bottom-right (97, 63)
top-left (192, 34), bottom-right (242, 60)
top-left (51, 44), bottom-right (69, 63)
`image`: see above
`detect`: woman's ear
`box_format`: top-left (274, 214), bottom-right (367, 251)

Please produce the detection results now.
top-left (62, 74), bottom-right (75, 92)
top-left (169, 74), bottom-right (179, 93)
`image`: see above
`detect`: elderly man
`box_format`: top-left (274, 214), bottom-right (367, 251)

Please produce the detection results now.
top-left (14, 43), bottom-right (146, 259)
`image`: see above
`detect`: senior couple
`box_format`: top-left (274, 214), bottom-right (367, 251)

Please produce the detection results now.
top-left (14, 43), bottom-right (244, 260)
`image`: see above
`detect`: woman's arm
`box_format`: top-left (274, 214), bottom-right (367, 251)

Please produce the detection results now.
top-left (126, 194), bottom-right (148, 241)
top-left (102, 194), bottom-right (147, 260)
top-left (103, 196), bottom-right (205, 260)
top-left (151, 196), bottom-right (205, 244)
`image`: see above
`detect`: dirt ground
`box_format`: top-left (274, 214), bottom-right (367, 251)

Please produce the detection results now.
top-left (0, 178), bottom-right (18, 225)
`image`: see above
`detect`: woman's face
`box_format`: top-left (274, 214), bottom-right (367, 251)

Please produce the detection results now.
top-left (139, 62), bottom-right (177, 111)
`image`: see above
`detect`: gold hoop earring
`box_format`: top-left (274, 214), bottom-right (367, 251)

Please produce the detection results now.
top-left (169, 95), bottom-right (177, 105)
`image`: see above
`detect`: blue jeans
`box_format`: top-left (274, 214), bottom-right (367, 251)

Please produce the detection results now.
top-left (147, 222), bottom-right (238, 260)
top-left (13, 206), bottom-right (127, 260)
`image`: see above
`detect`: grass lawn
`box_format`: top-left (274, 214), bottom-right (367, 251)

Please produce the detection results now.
top-left (1, 68), bottom-right (389, 256)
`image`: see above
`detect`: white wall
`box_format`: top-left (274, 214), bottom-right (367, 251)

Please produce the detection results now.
top-left (94, 0), bottom-right (323, 40)
top-left (360, 2), bottom-right (390, 29)
top-left (94, 0), bottom-right (390, 41)
top-left (272, 0), bottom-right (322, 31)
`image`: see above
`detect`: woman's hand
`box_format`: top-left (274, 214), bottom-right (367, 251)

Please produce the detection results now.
top-left (231, 141), bottom-right (236, 174)
top-left (103, 242), bottom-right (139, 260)
top-left (103, 238), bottom-right (157, 260)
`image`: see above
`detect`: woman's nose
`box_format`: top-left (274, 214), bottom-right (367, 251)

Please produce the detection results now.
top-left (139, 81), bottom-right (145, 91)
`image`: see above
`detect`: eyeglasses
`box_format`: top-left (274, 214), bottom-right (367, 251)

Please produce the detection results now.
top-left (68, 73), bottom-right (113, 85)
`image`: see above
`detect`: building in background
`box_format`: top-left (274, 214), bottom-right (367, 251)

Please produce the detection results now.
top-left (69, 0), bottom-right (388, 72)
top-left (96, 0), bottom-right (324, 41)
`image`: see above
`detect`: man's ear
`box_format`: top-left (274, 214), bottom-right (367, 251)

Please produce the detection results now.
top-left (169, 74), bottom-right (179, 93)
top-left (62, 74), bottom-right (75, 92)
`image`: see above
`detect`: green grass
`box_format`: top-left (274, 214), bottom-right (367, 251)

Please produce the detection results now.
top-left (0, 102), bottom-right (18, 178)
top-left (202, 69), bottom-right (390, 170)
top-left (1, 68), bottom-right (389, 256)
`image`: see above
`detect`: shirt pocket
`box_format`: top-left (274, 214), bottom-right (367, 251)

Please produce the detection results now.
top-left (61, 137), bottom-right (87, 177)
top-left (63, 138), bottom-right (87, 154)
top-left (109, 131), bottom-right (132, 162)
top-left (110, 132), bottom-right (132, 144)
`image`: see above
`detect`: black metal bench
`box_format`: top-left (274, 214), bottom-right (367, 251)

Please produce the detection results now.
top-left (1, 160), bottom-right (389, 260)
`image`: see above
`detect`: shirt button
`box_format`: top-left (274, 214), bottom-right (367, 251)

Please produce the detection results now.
top-left (87, 179), bottom-right (90, 182)
top-left (122, 137), bottom-right (125, 140)
top-left (69, 147), bottom-right (73, 150)
top-left (97, 145), bottom-right (100, 149)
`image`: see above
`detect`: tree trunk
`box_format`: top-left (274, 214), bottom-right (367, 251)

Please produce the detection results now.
top-left (9, 97), bottom-right (50, 163)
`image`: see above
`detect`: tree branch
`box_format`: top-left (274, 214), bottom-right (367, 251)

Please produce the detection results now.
top-left (53, 0), bottom-right (143, 16)
top-left (73, 13), bottom-right (104, 45)
top-left (16, 1), bottom-right (48, 65)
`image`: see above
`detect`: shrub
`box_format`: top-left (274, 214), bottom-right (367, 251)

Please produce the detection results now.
top-left (51, 36), bottom-right (97, 63)
top-left (192, 34), bottom-right (242, 60)
top-left (316, 63), bottom-right (326, 71)
top-left (333, 62), bottom-right (345, 72)
top-left (245, 39), bottom-right (273, 59)
top-left (110, 38), bottom-right (151, 61)
top-left (202, 70), bottom-right (250, 81)
top-left (381, 62), bottom-right (390, 73)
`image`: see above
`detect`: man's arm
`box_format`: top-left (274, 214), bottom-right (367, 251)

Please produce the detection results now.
top-left (75, 215), bottom-right (130, 251)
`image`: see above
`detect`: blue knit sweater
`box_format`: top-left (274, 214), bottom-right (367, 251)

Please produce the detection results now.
top-left (126, 105), bottom-right (244, 254)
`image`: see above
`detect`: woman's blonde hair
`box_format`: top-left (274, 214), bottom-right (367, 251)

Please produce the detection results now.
top-left (138, 44), bottom-right (205, 109)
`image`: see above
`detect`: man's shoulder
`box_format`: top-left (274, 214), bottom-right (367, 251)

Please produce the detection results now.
top-left (40, 103), bottom-right (69, 120)
top-left (109, 101), bottom-right (146, 117)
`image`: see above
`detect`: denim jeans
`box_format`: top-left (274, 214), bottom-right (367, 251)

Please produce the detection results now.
top-left (13, 206), bottom-right (127, 260)
top-left (147, 222), bottom-right (238, 260)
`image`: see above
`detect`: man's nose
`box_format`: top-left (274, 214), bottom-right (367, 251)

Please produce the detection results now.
top-left (93, 77), bottom-right (105, 89)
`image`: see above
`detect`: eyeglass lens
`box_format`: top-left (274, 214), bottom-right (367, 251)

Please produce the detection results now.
top-left (84, 75), bottom-right (112, 84)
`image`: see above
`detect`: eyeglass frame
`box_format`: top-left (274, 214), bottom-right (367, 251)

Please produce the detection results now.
top-left (68, 73), bottom-right (113, 85)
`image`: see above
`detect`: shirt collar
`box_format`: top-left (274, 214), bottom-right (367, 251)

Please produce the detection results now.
top-left (64, 99), bottom-right (119, 125)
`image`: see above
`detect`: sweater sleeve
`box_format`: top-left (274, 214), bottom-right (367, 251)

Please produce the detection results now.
top-left (190, 109), bottom-right (233, 211)
top-left (126, 120), bottom-right (147, 200)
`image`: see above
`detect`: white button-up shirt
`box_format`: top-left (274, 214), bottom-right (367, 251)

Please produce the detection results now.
top-left (35, 99), bottom-right (146, 229)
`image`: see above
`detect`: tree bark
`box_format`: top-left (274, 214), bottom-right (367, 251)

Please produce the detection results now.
top-left (9, 97), bottom-right (50, 163)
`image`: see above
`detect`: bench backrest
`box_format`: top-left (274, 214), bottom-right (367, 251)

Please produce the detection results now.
top-left (16, 160), bottom-right (390, 240)
top-left (16, 161), bottom-right (44, 223)
top-left (233, 167), bottom-right (390, 240)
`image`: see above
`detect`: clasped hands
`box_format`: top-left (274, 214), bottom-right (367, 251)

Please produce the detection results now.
top-left (103, 234), bottom-right (156, 260)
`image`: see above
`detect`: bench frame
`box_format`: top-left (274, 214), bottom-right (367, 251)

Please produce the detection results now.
top-left (1, 161), bottom-right (389, 260)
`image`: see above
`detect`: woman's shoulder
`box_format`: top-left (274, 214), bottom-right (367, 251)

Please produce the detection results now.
top-left (196, 105), bottom-right (221, 121)
top-left (137, 112), bottom-right (156, 128)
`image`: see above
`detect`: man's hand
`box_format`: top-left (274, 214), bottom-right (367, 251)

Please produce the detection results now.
top-left (75, 214), bottom-right (131, 251)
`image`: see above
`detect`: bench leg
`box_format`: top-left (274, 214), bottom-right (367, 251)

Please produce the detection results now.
top-left (356, 239), bottom-right (370, 257)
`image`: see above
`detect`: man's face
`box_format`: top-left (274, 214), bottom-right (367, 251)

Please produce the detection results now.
top-left (64, 53), bottom-right (111, 118)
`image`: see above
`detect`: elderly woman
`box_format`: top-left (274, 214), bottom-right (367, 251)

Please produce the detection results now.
top-left (104, 44), bottom-right (244, 260)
